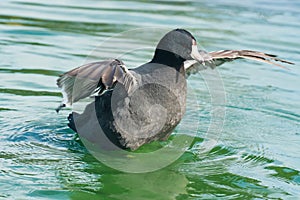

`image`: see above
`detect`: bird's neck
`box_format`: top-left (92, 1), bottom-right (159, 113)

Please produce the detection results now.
top-left (150, 49), bottom-right (185, 72)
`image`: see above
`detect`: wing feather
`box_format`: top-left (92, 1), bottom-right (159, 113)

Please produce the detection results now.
top-left (56, 59), bottom-right (136, 112)
top-left (185, 49), bottom-right (294, 77)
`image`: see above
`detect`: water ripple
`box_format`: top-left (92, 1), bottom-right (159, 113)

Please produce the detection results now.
top-left (1, 0), bottom-right (300, 199)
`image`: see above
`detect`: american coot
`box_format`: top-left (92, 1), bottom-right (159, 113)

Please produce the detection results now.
top-left (56, 29), bottom-right (293, 150)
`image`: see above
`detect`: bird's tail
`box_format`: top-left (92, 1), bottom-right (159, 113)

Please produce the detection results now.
top-left (67, 113), bottom-right (77, 132)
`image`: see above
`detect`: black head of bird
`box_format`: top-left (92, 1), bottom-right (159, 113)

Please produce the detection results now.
top-left (151, 29), bottom-right (206, 69)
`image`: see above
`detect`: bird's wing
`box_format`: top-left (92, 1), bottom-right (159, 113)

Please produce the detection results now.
top-left (56, 59), bottom-right (136, 112)
top-left (185, 49), bottom-right (294, 77)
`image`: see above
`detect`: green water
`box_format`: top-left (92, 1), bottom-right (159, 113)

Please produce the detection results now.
top-left (1, 0), bottom-right (300, 199)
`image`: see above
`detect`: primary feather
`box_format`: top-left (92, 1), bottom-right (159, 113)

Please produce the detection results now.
top-left (56, 59), bottom-right (136, 112)
top-left (185, 49), bottom-right (294, 76)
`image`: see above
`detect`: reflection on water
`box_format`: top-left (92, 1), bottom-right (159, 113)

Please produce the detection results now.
top-left (1, 0), bottom-right (300, 199)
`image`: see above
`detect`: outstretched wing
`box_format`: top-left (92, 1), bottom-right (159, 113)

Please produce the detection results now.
top-left (56, 59), bottom-right (136, 112)
top-left (185, 49), bottom-right (294, 77)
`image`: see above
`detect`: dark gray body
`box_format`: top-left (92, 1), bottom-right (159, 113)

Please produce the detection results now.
top-left (70, 63), bottom-right (187, 150)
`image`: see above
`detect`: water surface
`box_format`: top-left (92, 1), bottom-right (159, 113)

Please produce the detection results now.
top-left (1, 0), bottom-right (300, 199)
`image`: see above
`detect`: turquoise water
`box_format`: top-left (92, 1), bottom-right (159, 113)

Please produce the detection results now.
top-left (1, 0), bottom-right (300, 199)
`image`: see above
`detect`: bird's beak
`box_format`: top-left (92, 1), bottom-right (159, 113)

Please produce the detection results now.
top-left (190, 41), bottom-right (205, 64)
